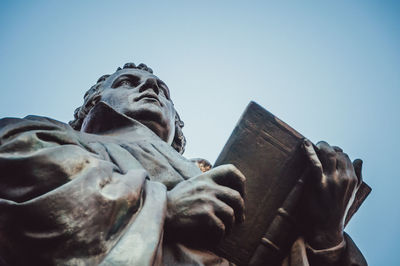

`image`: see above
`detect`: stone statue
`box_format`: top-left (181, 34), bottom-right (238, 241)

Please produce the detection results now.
top-left (0, 63), bottom-right (367, 265)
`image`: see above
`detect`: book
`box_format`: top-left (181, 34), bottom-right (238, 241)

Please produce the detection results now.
top-left (214, 101), bottom-right (371, 266)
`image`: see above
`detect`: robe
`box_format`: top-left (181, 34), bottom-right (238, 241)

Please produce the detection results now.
top-left (0, 102), bottom-right (366, 265)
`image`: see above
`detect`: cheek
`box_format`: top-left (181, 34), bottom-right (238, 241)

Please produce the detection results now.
top-left (165, 103), bottom-right (176, 122)
top-left (166, 106), bottom-right (176, 134)
top-left (101, 90), bottom-right (131, 111)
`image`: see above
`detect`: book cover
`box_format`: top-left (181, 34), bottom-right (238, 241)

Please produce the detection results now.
top-left (214, 101), bottom-right (370, 265)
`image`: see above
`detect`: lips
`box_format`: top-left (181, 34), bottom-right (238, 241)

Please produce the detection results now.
top-left (134, 93), bottom-right (162, 106)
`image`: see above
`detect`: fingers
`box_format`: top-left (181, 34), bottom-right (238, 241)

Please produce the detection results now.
top-left (188, 194), bottom-right (236, 234)
top-left (303, 140), bottom-right (324, 183)
top-left (335, 152), bottom-right (358, 191)
top-left (332, 146), bottom-right (343, 152)
top-left (205, 164), bottom-right (246, 197)
top-left (215, 185), bottom-right (245, 223)
top-left (336, 152), bottom-right (353, 171)
top-left (208, 196), bottom-right (236, 232)
top-left (305, 140), bottom-right (360, 187)
top-left (197, 165), bottom-right (246, 223)
top-left (352, 159), bottom-right (363, 187)
top-left (336, 153), bottom-right (361, 187)
top-left (316, 141), bottom-right (337, 173)
top-left (206, 212), bottom-right (226, 242)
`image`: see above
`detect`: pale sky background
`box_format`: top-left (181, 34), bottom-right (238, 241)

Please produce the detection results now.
top-left (0, 1), bottom-right (399, 265)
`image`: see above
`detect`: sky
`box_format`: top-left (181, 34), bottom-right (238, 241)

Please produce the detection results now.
top-left (0, 1), bottom-right (399, 264)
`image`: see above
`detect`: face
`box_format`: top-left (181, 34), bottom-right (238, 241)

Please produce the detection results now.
top-left (99, 68), bottom-right (176, 144)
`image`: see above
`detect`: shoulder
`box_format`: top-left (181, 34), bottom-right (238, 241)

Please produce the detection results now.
top-left (0, 115), bottom-right (73, 134)
top-left (0, 115), bottom-right (73, 139)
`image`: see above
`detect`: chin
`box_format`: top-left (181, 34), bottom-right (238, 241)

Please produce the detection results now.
top-left (125, 105), bottom-right (163, 123)
top-left (125, 106), bottom-right (169, 134)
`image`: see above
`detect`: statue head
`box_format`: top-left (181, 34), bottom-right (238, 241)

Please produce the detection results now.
top-left (69, 63), bottom-right (186, 154)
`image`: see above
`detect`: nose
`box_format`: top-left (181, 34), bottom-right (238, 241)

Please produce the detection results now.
top-left (138, 77), bottom-right (159, 94)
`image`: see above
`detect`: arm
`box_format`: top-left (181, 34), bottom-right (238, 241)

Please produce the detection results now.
top-left (0, 117), bottom-right (165, 265)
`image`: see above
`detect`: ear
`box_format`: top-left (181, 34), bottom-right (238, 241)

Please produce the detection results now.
top-left (171, 113), bottom-right (186, 154)
top-left (86, 94), bottom-right (101, 109)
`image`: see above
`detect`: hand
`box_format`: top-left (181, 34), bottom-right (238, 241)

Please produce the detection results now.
top-left (164, 164), bottom-right (245, 247)
top-left (301, 140), bottom-right (363, 249)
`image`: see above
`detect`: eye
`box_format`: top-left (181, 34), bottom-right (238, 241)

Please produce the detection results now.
top-left (112, 75), bottom-right (141, 88)
top-left (118, 79), bottom-right (133, 87)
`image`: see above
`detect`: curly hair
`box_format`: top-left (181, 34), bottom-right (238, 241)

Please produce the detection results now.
top-left (69, 63), bottom-right (186, 154)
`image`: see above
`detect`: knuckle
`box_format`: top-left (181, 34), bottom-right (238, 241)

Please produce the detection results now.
top-left (224, 163), bottom-right (238, 173)
top-left (316, 140), bottom-right (328, 146)
top-left (338, 174), bottom-right (349, 184)
top-left (196, 202), bottom-right (213, 216)
top-left (194, 195), bottom-right (208, 205)
top-left (338, 154), bottom-right (352, 169)
top-left (341, 152), bottom-right (350, 160)
top-left (228, 165), bottom-right (246, 182)
top-left (317, 141), bottom-right (336, 155)
top-left (327, 150), bottom-right (336, 157)
top-left (321, 149), bottom-right (334, 158)
top-left (332, 146), bottom-right (343, 152)
top-left (340, 172), bottom-right (357, 185)
top-left (195, 182), bottom-right (209, 192)
top-left (194, 173), bottom-right (208, 182)
top-left (316, 140), bottom-right (330, 149)
top-left (237, 170), bottom-right (246, 183)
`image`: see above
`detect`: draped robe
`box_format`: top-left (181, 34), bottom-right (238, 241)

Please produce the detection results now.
top-left (0, 103), bottom-right (366, 265)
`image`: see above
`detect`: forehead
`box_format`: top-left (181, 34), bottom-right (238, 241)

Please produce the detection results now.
top-left (102, 69), bottom-right (164, 87)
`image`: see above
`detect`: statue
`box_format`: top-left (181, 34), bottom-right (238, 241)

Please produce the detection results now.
top-left (0, 63), bottom-right (367, 265)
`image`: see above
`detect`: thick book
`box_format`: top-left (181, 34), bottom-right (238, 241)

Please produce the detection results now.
top-left (214, 101), bottom-right (371, 266)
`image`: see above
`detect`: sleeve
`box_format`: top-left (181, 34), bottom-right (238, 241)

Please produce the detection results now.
top-left (0, 117), bottom-right (168, 266)
top-left (282, 233), bottom-right (367, 266)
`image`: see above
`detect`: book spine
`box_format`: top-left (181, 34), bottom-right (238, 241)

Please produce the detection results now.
top-left (249, 174), bottom-right (306, 266)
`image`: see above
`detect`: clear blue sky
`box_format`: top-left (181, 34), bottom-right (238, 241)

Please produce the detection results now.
top-left (1, 1), bottom-right (399, 265)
